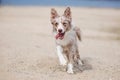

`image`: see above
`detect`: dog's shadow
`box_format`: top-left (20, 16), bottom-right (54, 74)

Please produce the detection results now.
top-left (52, 57), bottom-right (92, 74)
top-left (73, 57), bottom-right (92, 73)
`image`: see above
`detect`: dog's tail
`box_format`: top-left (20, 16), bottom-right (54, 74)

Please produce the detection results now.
top-left (73, 27), bottom-right (82, 41)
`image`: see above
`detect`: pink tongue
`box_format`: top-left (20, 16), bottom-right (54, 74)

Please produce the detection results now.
top-left (55, 34), bottom-right (60, 39)
top-left (55, 33), bottom-right (64, 39)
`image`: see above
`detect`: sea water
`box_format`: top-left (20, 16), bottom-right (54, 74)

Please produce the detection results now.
top-left (1, 0), bottom-right (120, 8)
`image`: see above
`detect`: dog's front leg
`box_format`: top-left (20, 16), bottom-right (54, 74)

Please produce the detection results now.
top-left (56, 45), bottom-right (67, 66)
top-left (67, 53), bottom-right (74, 74)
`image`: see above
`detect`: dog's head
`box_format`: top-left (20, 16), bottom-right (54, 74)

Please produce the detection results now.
top-left (50, 7), bottom-right (72, 40)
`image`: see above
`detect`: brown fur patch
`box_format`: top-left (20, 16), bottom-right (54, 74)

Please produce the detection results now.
top-left (73, 27), bottom-right (81, 41)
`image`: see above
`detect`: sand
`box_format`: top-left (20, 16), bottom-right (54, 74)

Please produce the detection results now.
top-left (0, 6), bottom-right (120, 80)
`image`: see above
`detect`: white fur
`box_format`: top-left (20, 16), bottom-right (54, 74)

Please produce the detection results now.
top-left (56, 45), bottom-right (67, 66)
top-left (57, 17), bottom-right (65, 33)
top-left (67, 63), bottom-right (73, 74)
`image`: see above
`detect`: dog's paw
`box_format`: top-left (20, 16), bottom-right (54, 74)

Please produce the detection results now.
top-left (67, 69), bottom-right (74, 74)
top-left (60, 63), bottom-right (67, 66)
top-left (60, 59), bottom-right (67, 66)
top-left (67, 63), bottom-right (74, 74)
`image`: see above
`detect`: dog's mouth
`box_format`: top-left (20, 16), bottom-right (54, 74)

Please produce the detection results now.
top-left (55, 32), bottom-right (65, 40)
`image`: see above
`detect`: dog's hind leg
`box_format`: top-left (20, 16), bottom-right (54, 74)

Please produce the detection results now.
top-left (75, 49), bottom-right (83, 65)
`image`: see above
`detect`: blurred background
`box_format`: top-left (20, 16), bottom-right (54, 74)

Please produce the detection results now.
top-left (0, 0), bottom-right (120, 80)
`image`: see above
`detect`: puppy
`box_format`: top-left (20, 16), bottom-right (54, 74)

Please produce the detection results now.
top-left (50, 7), bottom-right (83, 74)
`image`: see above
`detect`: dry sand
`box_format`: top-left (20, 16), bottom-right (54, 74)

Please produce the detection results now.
top-left (0, 6), bottom-right (120, 80)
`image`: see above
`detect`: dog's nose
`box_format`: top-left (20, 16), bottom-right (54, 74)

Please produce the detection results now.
top-left (58, 29), bottom-right (62, 33)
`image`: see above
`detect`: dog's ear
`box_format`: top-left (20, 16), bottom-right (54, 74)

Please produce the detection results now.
top-left (64, 7), bottom-right (71, 20)
top-left (51, 8), bottom-right (58, 19)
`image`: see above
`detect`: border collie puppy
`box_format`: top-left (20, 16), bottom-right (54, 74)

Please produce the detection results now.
top-left (50, 7), bottom-right (83, 74)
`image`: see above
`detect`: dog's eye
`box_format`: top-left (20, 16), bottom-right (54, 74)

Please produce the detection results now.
top-left (63, 22), bottom-right (67, 26)
top-left (51, 22), bottom-right (54, 25)
top-left (55, 22), bottom-right (58, 26)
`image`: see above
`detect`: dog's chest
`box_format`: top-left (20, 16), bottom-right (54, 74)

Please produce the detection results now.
top-left (56, 30), bottom-right (76, 46)
top-left (56, 38), bottom-right (70, 46)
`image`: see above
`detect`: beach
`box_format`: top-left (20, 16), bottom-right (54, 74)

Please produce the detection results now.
top-left (0, 6), bottom-right (120, 80)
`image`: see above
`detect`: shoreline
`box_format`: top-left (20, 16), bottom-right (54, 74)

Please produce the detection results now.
top-left (1, 5), bottom-right (120, 9)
